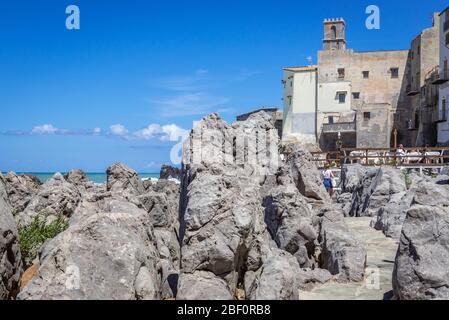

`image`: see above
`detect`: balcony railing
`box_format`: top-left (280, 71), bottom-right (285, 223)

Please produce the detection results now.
top-left (322, 122), bottom-right (356, 133)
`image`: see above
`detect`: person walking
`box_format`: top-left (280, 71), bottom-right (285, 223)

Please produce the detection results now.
top-left (322, 163), bottom-right (335, 197)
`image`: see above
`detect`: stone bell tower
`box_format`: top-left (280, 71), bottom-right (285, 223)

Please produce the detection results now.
top-left (323, 18), bottom-right (346, 50)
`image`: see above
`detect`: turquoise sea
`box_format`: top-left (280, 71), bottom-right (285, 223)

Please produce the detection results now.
top-left (3, 172), bottom-right (160, 184)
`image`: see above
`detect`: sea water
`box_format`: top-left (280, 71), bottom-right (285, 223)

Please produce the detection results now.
top-left (4, 172), bottom-right (160, 184)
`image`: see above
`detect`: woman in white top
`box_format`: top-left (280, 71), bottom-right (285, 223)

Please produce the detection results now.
top-left (321, 163), bottom-right (335, 197)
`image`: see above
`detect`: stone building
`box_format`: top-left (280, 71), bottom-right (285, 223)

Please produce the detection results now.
top-left (436, 7), bottom-right (449, 145)
top-left (283, 16), bottom-right (441, 150)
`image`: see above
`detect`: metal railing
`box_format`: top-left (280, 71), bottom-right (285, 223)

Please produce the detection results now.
top-left (311, 147), bottom-right (449, 169)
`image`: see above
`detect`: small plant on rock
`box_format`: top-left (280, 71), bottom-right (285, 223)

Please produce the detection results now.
top-left (18, 216), bottom-right (69, 266)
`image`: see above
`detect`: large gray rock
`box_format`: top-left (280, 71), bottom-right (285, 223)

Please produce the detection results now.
top-left (18, 199), bottom-right (162, 300)
top-left (245, 248), bottom-right (302, 300)
top-left (283, 144), bottom-right (330, 203)
top-left (64, 169), bottom-right (89, 186)
top-left (263, 169), bottom-right (318, 268)
top-left (139, 180), bottom-right (180, 299)
top-left (349, 167), bottom-right (406, 217)
top-left (3, 172), bottom-right (41, 214)
top-left (371, 191), bottom-right (414, 239)
top-left (16, 173), bottom-right (81, 227)
top-left (0, 174), bottom-right (23, 300)
top-left (340, 164), bottom-right (368, 194)
top-left (179, 112), bottom-right (302, 300)
top-left (106, 163), bottom-right (145, 196)
top-left (393, 204), bottom-right (449, 300)
top-left (319, 209), bottom-right (366, 282)
top-left (177, 271), bottom-right (233, 300)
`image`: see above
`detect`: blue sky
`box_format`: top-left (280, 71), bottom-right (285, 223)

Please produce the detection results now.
top-left (0, 0), bottom-right (447, 172)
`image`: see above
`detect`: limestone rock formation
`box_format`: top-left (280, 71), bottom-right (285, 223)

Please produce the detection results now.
top-left (106, 163), bottom-right (145, 196)
top-left (18, 198), bottom-right (162, 300)
top-left (319, 208), bottom-right (366, 282)
top-left (160, 165), bottom-right (181, 181)
top-left (393, 204), bottom-right (449, 300)
top-left (3, 172), bottom-right (41, 214)
top-left (16, 173), bottom-right (81, 227)
top-left (139, 180), bottom-right (181, 299)
top-left (349, 167), bottom-right (406, 217)
top-left (371, 191), bottom-right (414, 239)
top-left (0, 174), bottom-right (23, 300)
top-left (340, 164), bottom-right (368, 194)
top-left (64, 169), bottom-right (89, 186)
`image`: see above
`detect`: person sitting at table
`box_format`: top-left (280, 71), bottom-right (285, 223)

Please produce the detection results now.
top-left (396, 144), bottom-right (407, 163)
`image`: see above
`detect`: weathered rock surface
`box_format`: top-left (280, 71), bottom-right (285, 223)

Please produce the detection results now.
top-left (16, 173), bottom-right (81, 227)
top-left (349, 167), bottom-right (406, 217)
top-left (319, 208), bottom-right (366, 282)
top-left (160, 165), bottom-right (181, 181)
top-left (18, 199), bottom-right (162, 300)
top-left (0, 174), bottom-right (23, 300)
top-left (283, 144), bottom-right (330, 203)
top-left (139, 180), bottom-right (180, 299)
top-left (371, 191), bottom-right (414, 239)
top-left (340, 164), bottom-right (368, 194)
top-left (393, 181), bottom-right (449, 300)
top-left (3, 172), bottom-right (41, 214)
top-left (106, 163), bottom-right (145, 196)
top-left (63, 169), bottom-right (89, 186)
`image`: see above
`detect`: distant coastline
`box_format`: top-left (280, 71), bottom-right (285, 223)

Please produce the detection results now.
top-left (1, 172), bottom-right (160, 184)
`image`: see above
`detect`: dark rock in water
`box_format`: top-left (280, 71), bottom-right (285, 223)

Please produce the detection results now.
top-left (106, 163), bottom-right (145, 196)
top-left (0, 173), bottom-right (23, 300)
top-left (160, 165), bottom-right (181, 180)
top-left (16, 173), bottom-right (81, 227)
top-left (3, 172), bottom-right (41, 214)
top-left (393, 203), bottom-right (449, 300)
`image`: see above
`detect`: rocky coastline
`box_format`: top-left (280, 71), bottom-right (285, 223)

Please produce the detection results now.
top-left (1, 111), bottom-right (449, 300)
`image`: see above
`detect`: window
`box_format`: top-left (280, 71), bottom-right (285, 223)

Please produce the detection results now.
top-left (328, 116), bottom-right (334, 124)
top-left (362, 71), bottom-right (370, 79)
top-left (352, 92), bottom-right (360, 99)
top-left (390, 67), bottom-right (399, 78)
top-left (338, 68), bottom-right (345, 79)
top-left (290, 81), bottom-right (293, 87)
top-left (417, 45), bottom-right (421, 55)
top-left (330, 26), bottom-right (337, 40)
top-left (363, 112), bottom-right (371, 120)
top-left (446, 32), bottom-right (449, 46)
top-left (338, 92), bottom-right (346, 104)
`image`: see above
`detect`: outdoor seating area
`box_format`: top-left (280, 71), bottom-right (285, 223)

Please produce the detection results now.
top-left (311, 146), bottom-right (449, 169)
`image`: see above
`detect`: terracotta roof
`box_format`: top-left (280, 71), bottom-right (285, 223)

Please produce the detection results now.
top-left (283, 66), bottom-right (317, 72)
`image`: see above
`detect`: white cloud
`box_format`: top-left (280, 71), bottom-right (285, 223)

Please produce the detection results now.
top-left (133, 123), bottom-right (188, 142)
top-left (93, 127), bottom-right (102, 135)
top-left (195, 69), bottom-right (209, 75)
top-left (31, 124), bottom-right (59, 135)
top-left (109, 124), bottom-right (128, 137)
top-left (160, 124), bottom-right (189, 142)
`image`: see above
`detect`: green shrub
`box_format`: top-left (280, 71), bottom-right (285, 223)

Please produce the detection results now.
top-left (404, 173), bottom-right (412, 190)
top-left (18, 216), bottom-right (69, 264)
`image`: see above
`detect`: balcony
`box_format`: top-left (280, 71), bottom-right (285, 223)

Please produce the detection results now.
top-left (431, 69), bottom-right (449, 85)
top-left (322, 122), bottom-right (356, 134)
top-left (406, 84), bottom-right (420, 96)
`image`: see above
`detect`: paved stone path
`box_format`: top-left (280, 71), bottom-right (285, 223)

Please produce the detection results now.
top-left (299, 217), bottom-right (398, 300)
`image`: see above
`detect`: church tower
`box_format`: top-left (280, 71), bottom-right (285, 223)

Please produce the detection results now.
top-left (323, 18), bottom-right (346, 50)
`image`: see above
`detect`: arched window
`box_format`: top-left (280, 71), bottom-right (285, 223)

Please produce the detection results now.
top-left (330, 26), bottom-right (337, 40)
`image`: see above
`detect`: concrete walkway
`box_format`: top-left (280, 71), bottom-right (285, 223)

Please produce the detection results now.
top-left (299, 217), bottom-right (398, 300)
